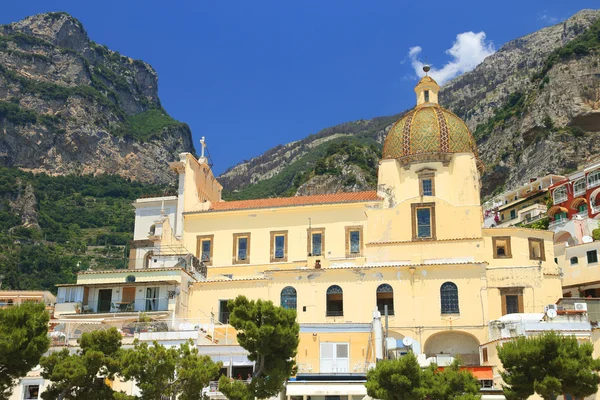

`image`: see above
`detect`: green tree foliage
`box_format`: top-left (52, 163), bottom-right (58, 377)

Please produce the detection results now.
top-left (497, 331), bottom-right (600, 400)
top-left (365, 354), bottom-right (481, 400)
top-left (0, 302), bottom-right (50, 400)
top-left (40, 328), bottom-right (123, 399)
top-left (365, 353), bottom-right (425, 400)
top-left (217, 296), bottom-right (300, 400)
top-left (421, 359), bottom-right (482, 400)
top-left (0, 167), bottom-right (173, 292)
top-left (120, 339), bottom-right (221, 400)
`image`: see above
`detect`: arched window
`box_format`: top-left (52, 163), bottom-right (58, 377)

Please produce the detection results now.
top-left (573, 179), bottom-right (586, 196)
top-left (280, 286), bottom-right (297, 310)
top-left (376, 284), bottom-right (394, 315)
top-left (588, 170), bottom-right (600, 189)
top-left (440, 282), bottom-right (459, 314)
top-left (326, 285), bottom-right (343, 317)
top-left (553, 186), bottom-right (567, 204)
top-left (570, 257), bottom-right (579, 265)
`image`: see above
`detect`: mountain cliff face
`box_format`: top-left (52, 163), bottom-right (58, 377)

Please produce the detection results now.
top-left (221, 9), bottom-right (600, 200)
top-left (0, 12), bottom-right (194, 184)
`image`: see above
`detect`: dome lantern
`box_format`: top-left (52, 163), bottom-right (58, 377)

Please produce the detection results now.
top-left (415, 65), bottom-right (439, 107)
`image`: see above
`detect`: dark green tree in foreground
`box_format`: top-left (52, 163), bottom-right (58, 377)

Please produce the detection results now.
top-left (421, 359), bottom-right (482, 400)
top-left (218, 296), bottom-right (300, 400)
top-left (365, 353), bottom-right (481, 400)
top-left (40, 328), bottom-right (123, 399)
top-left (497, 331), bottom-right (600, 400)
top-left (120, 339), bottom-right (221, 400)
top-left (0, 302), bottom-right (50, 400)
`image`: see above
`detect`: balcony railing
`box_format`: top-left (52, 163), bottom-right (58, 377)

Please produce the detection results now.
top-left (326, 310), bottom-right (344, 317)
top-left (60, 298), bottom-right (169, 314)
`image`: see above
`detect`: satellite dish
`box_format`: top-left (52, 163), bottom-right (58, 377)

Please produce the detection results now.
top-left (126, 275), bottom-right (136, 283)
top-left (546, 309), bottom-right (557, 319)
top-left (582, 236), bottom-right (593, 244)
top-left (402, 337), bottom-right (414, 347)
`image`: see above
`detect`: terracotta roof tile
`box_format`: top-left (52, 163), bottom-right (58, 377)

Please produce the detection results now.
top-left (204, 191), bottom-right (380, 212)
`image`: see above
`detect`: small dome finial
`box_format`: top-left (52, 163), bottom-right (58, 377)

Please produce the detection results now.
top-left (423, 64), bottom-right (431, 75)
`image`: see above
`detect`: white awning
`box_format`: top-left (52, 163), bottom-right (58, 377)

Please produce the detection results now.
top-left (286, 382), bottom-right (367, 396)
top-left (481, 396), bottom-right (506, 400)
top-left (211, 355), bottom-right (254, 367)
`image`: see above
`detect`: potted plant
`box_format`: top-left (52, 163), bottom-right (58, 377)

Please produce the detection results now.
top-left (75, 302), bottom-right (82, 314)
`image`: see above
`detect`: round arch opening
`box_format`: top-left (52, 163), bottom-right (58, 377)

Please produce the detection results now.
top-left (423, 331), bottom-right (480, 365)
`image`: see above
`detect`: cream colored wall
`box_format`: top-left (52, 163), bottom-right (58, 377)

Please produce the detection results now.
top-left (189, 265), bottom-right (487, 330)
top-left (378, 154), bottom-right (481, 208)
top-left (182, 153), bottom-right (222, 212)
top-left (297, 331), bottom-right (371, 374)
top-left (557, 241), bottom-right (600, 289)
top-left (183, 203), bottom-right (371, 270)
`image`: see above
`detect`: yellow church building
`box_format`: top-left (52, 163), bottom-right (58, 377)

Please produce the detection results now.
top-left (128, 72), bottom-right (565, 398)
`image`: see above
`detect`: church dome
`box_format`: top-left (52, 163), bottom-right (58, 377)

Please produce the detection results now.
top-left (382, 73), bottom-right (483, 172)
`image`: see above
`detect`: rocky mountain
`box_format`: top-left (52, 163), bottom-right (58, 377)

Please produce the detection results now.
top-left (0, 12), bottom-right (194, 184)
top-left (221, 9), bottom-right (600, 200)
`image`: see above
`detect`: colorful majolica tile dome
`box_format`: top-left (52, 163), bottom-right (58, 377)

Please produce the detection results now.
top-left (382, 71), bottom-right (483, 172)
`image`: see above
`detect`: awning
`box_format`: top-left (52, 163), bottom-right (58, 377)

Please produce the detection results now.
top-left (211, 355), bottom-right (254, 367)
top-left (286, 382), bottom-right (367, 396)
top-left (548, 206), bottom-right (568, 218)
top-left (437, 366), bottom-right (493, 380)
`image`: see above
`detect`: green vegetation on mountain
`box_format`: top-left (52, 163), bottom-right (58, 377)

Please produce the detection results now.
top-left (112, 109), bottom-right (185, 142)
top-left (223, 138), bottom-right (380, 200)
top-left (532, 17), bottom-right (600, 82)
top-left (474, 92), bottom-right (526, 141)
top-left (0, 168), bottom-right (173, 292)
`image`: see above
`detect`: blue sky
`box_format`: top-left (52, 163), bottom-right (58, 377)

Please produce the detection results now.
top-left (2, 1), bottom-right (598, 174)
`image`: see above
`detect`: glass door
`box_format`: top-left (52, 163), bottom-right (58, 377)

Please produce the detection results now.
top-left (145, 287), bottom-right (159, 311)
top-left (97, 289), bottom-right (112, 312)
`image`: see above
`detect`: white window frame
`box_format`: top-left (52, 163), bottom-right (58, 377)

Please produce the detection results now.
top-left (588, 170), bottom-right (600, 189)
top-left (58, 286), bottom-right (83, 303)
top-left (573, 179), bottom-right (586, 197)
top-left (319, 342), bottom-right (349, 373)
top-left (553, 186), bottom-right (568, 205)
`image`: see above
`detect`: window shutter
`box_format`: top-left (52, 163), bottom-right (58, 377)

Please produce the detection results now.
top-left (501, 294), bottom-right (507, 316)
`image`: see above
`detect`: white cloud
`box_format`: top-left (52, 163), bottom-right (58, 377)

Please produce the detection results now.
top-left (408, 31), bottom-right (495, 85)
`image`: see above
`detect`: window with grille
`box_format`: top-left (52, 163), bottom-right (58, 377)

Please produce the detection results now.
top-left (326, 285), bottom-right (343, 316)
top-left (280, 286), bottom-right (297, 310)
top-left (440, 282), bottom-right (459, 314)
top-left (320, 342), bottom-right (349, 373)
top-left (376, 284), bottom-right (394, 315)
top-left (500, 288), bottom-right (524, 315)
top-left (422, 179), bottom-right (433, 196)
